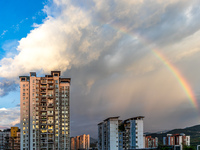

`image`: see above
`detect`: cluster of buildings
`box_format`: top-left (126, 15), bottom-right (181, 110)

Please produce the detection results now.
top-left (70, 134), bottom-right (90, 150)
top-left (163, 133), bottom-right (190, 146)
top-left (0, 71), bottom-right (192, 150)
top-left (98, 116), bottom-right (158, 150)
top-left (0, 127), bottom-right (20, 150)
top-left (98, 116), bottom-right (190, 150)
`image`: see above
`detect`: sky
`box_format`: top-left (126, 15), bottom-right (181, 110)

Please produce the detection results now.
top-left (0, 0), bottom-right (200, 138)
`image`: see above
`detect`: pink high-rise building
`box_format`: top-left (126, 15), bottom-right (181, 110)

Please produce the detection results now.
top-left (19, 71), bottom-right (71, 150)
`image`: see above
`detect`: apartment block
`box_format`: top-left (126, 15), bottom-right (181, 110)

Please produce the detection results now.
top-left (0, 127), bottom-right (20, 150)
top-left (163, 133), bottom-right (190, 146)
top-left (98, 116), bottom-right (145, 150)
top-left (119, 116), bottom-right (144, 150)
top-left (70, 134), bottom-right (90, 150)
top-left (144, 135), bottom-right (158, 148)
top-left (19, 71), bottom-right (71, 150)
top-left (98, 117), bottom-right (119, 150)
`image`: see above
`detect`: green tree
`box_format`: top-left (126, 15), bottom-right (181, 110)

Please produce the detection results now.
top-left (183, 145), bottom-right (195, 150)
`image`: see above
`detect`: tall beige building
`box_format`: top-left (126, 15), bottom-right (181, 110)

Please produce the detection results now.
top-left (19, 71), bottom-right (71, 150)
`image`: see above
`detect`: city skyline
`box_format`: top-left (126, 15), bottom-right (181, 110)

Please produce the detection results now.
top-left (1, 0), bottom-right (200, 139)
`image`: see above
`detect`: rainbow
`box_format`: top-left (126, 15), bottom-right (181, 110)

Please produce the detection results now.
top-left (105, 22), bottom-right (198, 109)
top-left (152, 49), bottom-right (198, 109)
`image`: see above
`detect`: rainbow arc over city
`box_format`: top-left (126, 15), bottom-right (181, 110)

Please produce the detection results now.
top-left (106, 23), bottom-right (198, 110)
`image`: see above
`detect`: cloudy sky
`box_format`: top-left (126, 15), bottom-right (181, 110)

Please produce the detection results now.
top-left (1, 0), bottom-right (200, 138)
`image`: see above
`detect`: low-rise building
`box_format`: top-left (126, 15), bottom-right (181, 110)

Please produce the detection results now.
top-left (163, 133), bottom-right (190, 146)
top-left (144, 135), bottom-right (158, 148)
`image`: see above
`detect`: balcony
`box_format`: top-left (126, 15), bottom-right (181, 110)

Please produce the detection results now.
top-left (41, 80), bottom-right (47, 84)
top-left (41, 86), bottom-right (47, 89)
top-left (47, 113), bottom-right (54, 116)
top-left (41, 94), bottom-right (46, 98)
top-left (48, 139), bottom-right (54, 143)
top-left (40, 117), bottom-right (47, 120)
top-left (41, 90), bottom-right (46, 93)
top-left (41, 113), bottom-right (47, 116)
top-left (48, 103), bottom-right (54, 107)
top-left (41, 99), bottom-right (46, 102)
top-left (48, 81), bottom-right (54, 84)
top-left (40, 121), bottom-right (47, 125)
top-left (47, 95), bottom-right (54, 99)
top-left (40, 143), bottom-right (47, 148)
top-left (48, 86), bottom-right (54, 89)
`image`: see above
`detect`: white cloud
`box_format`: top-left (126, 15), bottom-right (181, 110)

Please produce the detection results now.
top-left (0, 107), bottom-right (20, 129)
top-left (0, 30), bottom-right (7, 38)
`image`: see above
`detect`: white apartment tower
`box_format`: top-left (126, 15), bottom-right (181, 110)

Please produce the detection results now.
top-left (123, 116), bottom-right (144, 149)
top-left (19, 71), bottom-right (71, 150)
top-left (98, 117), bottom-right (119, 150)
top-left (98, 116), bottom-right (144, 150)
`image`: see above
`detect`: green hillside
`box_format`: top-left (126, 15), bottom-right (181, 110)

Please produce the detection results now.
top-left (147, 125), bottom-right (200, 146)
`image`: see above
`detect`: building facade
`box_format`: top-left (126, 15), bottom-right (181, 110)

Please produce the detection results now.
top-left (119, 116), bottom-right (144, 150)
top-left (98, 117), bottom-right (119, 150)
top-left (0, 127), bottom-right (20, 150)
top-left (19, 71), bottom-right (71, 150)
top-left (163, 133), bottom-right (190, 146)
top-left (70, 134), bottom-right (90, 150)
top-left (144, 135), bottom-right (158, 148)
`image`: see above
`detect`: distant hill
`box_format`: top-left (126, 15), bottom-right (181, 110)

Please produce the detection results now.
top-left (147, 125), bottom-right (200, 146)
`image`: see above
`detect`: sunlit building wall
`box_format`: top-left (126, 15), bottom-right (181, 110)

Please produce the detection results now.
top-left (71, 134), bottom-right (90, 150)
top-left (20, 71), bottom-right (70, 150)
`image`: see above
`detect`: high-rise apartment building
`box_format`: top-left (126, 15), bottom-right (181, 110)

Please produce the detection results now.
top-left (98, 117), bottom-right (119, 150)
top-left (122, 116), bottom-right (144, 149)
top-left (19, 71), bottom-right (71, 150)
top-left (70, 134), bottom-right (90, 150)
top-left (98, 116), bottom-right (144, 150)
